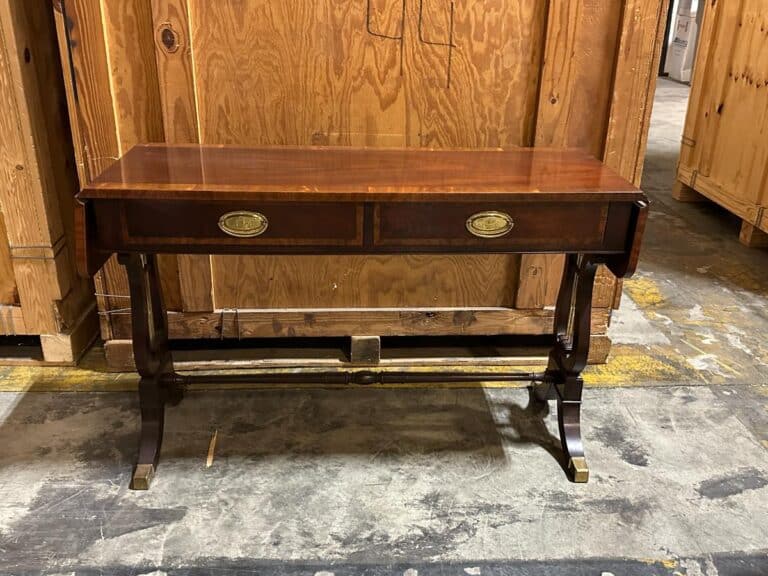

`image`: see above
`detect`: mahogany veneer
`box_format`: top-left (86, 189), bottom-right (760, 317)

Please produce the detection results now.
top-left (77, 144), bottom-right (648, 489)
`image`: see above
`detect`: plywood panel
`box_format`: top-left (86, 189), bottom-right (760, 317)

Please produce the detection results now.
top-left (184, 0), bottom-right (545, 312)
top-left (212, 254), bottom-right (520, 309)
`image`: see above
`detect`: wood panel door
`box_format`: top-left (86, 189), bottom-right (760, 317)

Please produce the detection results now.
top-left (56, 0), bottom-right (669, 342)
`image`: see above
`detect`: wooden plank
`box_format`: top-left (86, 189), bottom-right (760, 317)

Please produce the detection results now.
top-left (0, 305), bottom-right (28, 335)
top-left (53, 0), bottom-right (88, 185)
top-left (588, 335), bottom-right (612, 365)
top-left (677, 0), bottom-right (722, 172)
top-left (150, 0), bottom-right (198, 142)
top-left (672, 180), bottom-right (707, 202)
top-left (0, 209), bottom-right (16, 305)
top-left (739, 222), bottom-right (768, 249)
top-left (0, 0), bottom-right (94, 333)
top-left (699, 1), bottom-right (768, 206)
top-left (0, 1), bottom-right (61, 248)
top-left (600, 0), bottom-right (670, 312)
top-left (100, 0), bottom-right (164, 152)
top-left (682, 170), bottom-right (762, 226)
top-left (61, 0), bottom-right (121, 179)
top-left (151, 0), bottom-right (211, 312)
top-left (39, 302), bottom-right (98, 364)
top-left (534, 0), bottom-right (623, 155)
top-left (61, 0), bottom-right (166, 336)
top-left (60, 0), bottom-right (123, 340)
top-left (104, 333), bottom-right (613, 373)
top-left (519, 0), bottom-right (624, 310)
top-left (105, 307), bottom-right (612, 340)
top-left (603, 0), bottom-right (671, 186)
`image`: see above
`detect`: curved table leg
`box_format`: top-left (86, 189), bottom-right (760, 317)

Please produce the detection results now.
top-left (541, 254), bottom-right (598, 483)
top-left (120, 253), bottom-right (176, 490)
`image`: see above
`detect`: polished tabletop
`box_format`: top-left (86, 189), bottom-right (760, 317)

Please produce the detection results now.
top-left (80, 144), bottom-right (642, 203)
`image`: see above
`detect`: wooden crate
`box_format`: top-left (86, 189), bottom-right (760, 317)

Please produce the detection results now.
top-left (54, 0), bottom-right (669, 370)
top-left (674, 0), bottom-right (768, 248)
top-left (0, 0), bottom-right (97, 364)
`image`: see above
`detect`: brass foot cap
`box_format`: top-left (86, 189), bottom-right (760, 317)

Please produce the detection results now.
top-left (568, 457), bottom-right (589, 483)
top-left (131, 463), bottom-right (155, 490)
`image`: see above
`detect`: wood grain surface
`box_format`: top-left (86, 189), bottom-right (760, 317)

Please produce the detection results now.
top-left (83, 145), bottom-right (639, 201)
top-left (0, 0), bottom-right (93, 337)
top-left (57, 0), bottom-right (666, 353)
top-left (676, 0), bottom-right (768, 241)
top-left (0, 210), bottom-right (16, 305)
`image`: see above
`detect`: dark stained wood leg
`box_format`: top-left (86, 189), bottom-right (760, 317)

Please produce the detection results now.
top-left (542, 254), bottom-right (598, 483)
top-left (119, 253), bottom-right (176, 490)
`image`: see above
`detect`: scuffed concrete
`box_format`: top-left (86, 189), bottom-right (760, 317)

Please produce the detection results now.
top-left (0, 385), bottom-right (767, 574)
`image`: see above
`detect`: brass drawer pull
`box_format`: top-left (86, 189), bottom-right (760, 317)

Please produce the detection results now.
top-left (218, 211), bottom-right (269, 238)
top-left (466, 211), bottom-right (514, 238)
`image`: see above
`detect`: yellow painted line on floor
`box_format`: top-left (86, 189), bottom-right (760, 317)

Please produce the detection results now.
top-left (642, 558), bottom-right (678, 570)
top-left (584, 346), bottom-right (685, 387)
top-left (624, 276), bottom-right (665, 307)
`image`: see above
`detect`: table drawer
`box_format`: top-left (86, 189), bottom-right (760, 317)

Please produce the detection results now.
top-left (374, 202), bottom-right (610, 250)
top-left (118, 200), bottom-right (364, 247)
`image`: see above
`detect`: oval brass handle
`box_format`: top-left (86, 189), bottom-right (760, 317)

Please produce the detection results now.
top-left (218, 211), bottom-right (269, 238)
top-left (466, 211), bottom-right (514, 238)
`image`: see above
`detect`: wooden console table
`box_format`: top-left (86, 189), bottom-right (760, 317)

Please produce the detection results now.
top-left (77, 145), bottom-right (648, 489)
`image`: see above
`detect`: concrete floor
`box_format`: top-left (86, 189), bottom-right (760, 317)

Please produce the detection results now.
top-left (1, 78), bottom-right (768, 575)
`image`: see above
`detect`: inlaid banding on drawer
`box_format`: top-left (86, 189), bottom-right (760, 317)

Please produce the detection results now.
top-left (374, 203), bottom-right (609, 250)
top-left (120, 200), bottom-right (364, 246)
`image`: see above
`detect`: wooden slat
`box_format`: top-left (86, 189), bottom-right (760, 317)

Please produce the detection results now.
top-left (534, 0), bottom-right (623, 155)
top-left (0, 1), bottom-right (61, 248)
top-left (677, 0), bottom-right (722, 171)
top-left (599, 0), bottom-right (670, 311)
top-left (60, 0), bottom-right (124, 339)
top-left (0, 0), bottom-right (93, 333)
top-left (0, 209), bottom-right (16, 305)
top-left (105, 307), bottom-right (612, 340)
top-left (61, 0), bottom-right (121, 179)
top-left (150, 0), bottom-right (198, 142)
top-left (39, 302), bottom-right (98, 364)
top-left (0, 305), bottom-right (28, 335)
top-left (151, 0), bottom-right (212, 312)
top-left (519, 0), bottom-right (624, 309)
top-left (739, 222), bottom-right (768, 249)
top-left (604, 0), bottom-right (671, 186)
